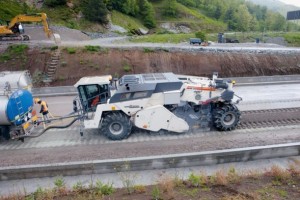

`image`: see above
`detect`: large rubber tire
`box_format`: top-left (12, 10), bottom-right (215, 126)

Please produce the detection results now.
top-left (0, 126), bottom-right (10, 140)
top-left (100, 112), bottom-right (132, 140)
top-left (213, 103), bottom-right (240, 131)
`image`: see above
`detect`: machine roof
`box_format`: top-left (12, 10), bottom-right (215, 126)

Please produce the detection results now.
top-left (74, 75), bottom-right (112, 87)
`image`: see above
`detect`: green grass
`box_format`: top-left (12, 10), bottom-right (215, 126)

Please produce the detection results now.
top-left (130, 33), bottom-right (194, 43)
top-left (0, 0), bottom-right (33, 21)
top-left (85, 45), bottom-right (101, 52)
top-left (66, 47), bottom-right (76, 54)
top-left (283, 32), bottom-right (300, 47)
top-left (111, 10), bottom-right (147, 31)
top-left (152, 0), bottom-right (226, 33)
top-left (0, 44), bottom-right (28, 62)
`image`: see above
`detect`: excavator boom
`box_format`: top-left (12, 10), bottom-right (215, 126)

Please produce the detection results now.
top-left (0, 13), bottom-right (60, 44)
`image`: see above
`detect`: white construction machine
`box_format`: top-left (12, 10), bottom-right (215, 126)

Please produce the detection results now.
top-left (73, 72), bottom-right (242, 140)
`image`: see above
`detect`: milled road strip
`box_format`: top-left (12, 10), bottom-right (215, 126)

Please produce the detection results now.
top-left (0, 142), bottom-right (300, 181)
top-left (0, 124), bottom-right (299, 150)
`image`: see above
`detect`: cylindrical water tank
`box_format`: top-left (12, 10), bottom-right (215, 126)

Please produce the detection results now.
top-left (0, 90), bottom-right (33, 126)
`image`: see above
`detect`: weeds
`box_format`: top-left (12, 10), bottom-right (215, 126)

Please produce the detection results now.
top-left (85, 45), bottom-right (101, 52)
top-left (133, 184), bottom-right (146, 194)
top-left (66, 47), bottom-right (76, 54)
top-left (118, 162), bottom-right (138, 194)
top-left (143, 47), bottom-right (155, 53)
top-left (158, 175), bottom-right (175, 198)
top-left (215, 170), bottom-right (228, 186)
top-left (227, 167), bottom-right (241, 183)
top-left (267, 165), bottom-right (290, 183)
top-left (50, 46), bottom-right (58, 51)
top-left (123, 64), bottom-right (132, 72)
top-left (72, 181), bottom-right (86, 193)
top-left (151, 185), bottom-right (161, 200)
top-left (95, 180), bottom-right (115, 195)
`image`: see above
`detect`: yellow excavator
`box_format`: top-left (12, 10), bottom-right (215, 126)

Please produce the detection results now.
top-left (0, 13), bottom-right (60, 44)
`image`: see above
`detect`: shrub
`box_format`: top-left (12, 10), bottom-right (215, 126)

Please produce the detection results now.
top-left (268, 165), bottom-right (290, 183)
top-left (188, 173), bottom-right (202, 187)
top-left (195, 31), bottom-right (206, 41)
top-left (227, 167), bottom-right (241, 183)
top-left (215, 170), bottom-right (228, 186)
top-left (151, 185), bottom-right (161, 200)
top-left (66, 47), bottom-right (76, 54)
top-left (123, 64), bottom-right (132, 72)
top-left (158, 175), bottom-right (174, 195)
top-left (50, 46), bottom-right (58, 51)
top-left (133, 184), bottom-right (146, 194)
top-left (44, 0), bottom-right (67, 7)
top-left (85, 45), bottom-right (101, 52)
top-left (95, 181), bottom-right (115, 195)
top-left (143, 47), bottom-right (155, 53)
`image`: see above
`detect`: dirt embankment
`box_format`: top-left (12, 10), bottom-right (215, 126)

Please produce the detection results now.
top-left (1, 47), bottom-right (300, 86)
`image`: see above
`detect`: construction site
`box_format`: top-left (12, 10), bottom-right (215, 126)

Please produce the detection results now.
top-left (0, 9), bottom-right (300, 200)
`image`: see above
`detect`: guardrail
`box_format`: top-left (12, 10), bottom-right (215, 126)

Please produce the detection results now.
top-left (1, 142), bottom-right (299, 181)
top-left (32, 75), bottom-right (300, 97)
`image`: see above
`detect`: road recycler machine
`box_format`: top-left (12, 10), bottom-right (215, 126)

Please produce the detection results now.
top-left (0, 71), bottom-right (242, 141)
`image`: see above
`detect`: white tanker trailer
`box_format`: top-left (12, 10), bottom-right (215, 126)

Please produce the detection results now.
top-left (0, 71), bottom-right (36, 140)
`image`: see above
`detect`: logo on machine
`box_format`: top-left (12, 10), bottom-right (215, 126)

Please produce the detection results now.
top-left (125, 105), bottom-right (140, 108)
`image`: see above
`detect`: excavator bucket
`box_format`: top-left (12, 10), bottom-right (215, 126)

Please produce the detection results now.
top-left (53, 33), bottom-right (61, 45)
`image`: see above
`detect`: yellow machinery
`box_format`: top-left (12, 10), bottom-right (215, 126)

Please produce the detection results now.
top-left (0, 13), bottom-right (60, 44)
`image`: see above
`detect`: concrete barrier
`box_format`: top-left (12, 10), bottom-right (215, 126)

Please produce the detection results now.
top-left (1, 142), bottom-right (299, 181)
top-left (32, 75), bottom-right (300, 97)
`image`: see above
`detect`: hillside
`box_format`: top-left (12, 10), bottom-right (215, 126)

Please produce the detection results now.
top-left (1, 0), bottom-right (299, 34)
top-left (247, 0), bottom-right (300, 16)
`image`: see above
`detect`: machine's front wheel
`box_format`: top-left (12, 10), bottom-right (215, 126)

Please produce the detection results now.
top-left (0, 126), bottom-right (10, 140)
top-left (100, 112), bottom-right (132, 140)
top-left (213, 103), bottom-right (240, 131)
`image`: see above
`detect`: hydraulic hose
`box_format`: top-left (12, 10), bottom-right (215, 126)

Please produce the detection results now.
top-left (14, 117), bottom-right (80, 140)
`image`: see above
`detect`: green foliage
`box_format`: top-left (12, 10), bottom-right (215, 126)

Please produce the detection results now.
top-left (95, 181), bottom-right (115, 195)
top-left (111, 10), bottom-right (146, 31)
top-left (139, 0), bottom-right (156, 28)
top-left (8, 44), bottom-right (28, 54)
top-left (73, 181), bottom-right (86, 193)
top-left (0, 0), bottom-right (32, 21)
top-left (123, 64), bottom-right (132, 72)
top-left (54, 176), bottom-right (66, 188)
top-left (143, 47), bottom-right (155, 53)
top-left (284, 33), bottom-right (300, 47)
top-left (188, 172), bottom-right (205, 187)
top-left (50, 46), bottom-right (58, 51)
top-left (163, 0), bottom-right (177, 17)
top-left (130, 33), bottom-right (194, 43)
top-left (66, 47), bottom-right (76, 54)
top-left (151, 185), bottom-right (161, 200)
top-left (81, 0), bottom-right (108, 24)
top-left (0, 44), bottom-right (28, 62)
top-left (85, 45), bottom-right (102, 52)
top-left (195, 31), bottom-right (206, 41)
top-left (44, 0), bottom-right (67, 7)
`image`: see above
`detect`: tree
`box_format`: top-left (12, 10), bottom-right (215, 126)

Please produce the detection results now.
top-left (138, 0), bottom-right (156, 28)
top-left (236, 5), bottom-right (251, 32)
top-left (81, 0), bottom-right (108, 24)
top-left (163, 0), bottom-right (177, 17)
top-left (44, 0), bottom-right (67, 7)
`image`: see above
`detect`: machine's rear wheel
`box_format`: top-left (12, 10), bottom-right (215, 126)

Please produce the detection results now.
top-left (100, 112), bottom-right (132, 140)
top-left (0, 126), bottom-right (10, 140)
top-left (213, 103), bottom-right (240, 131)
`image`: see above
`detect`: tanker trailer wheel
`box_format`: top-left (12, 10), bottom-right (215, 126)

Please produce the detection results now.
top-left (0, 126), bottom-right (10, 140)
top-left (213, 103), bottom-right (240, 131)
top-left (100, 112), bottom-right (132, 140)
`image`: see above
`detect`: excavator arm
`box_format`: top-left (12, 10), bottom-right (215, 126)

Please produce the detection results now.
top-left (8, 13), bottom-right (52, 38)
top-left (0, 13), bottom-right (60, 44)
